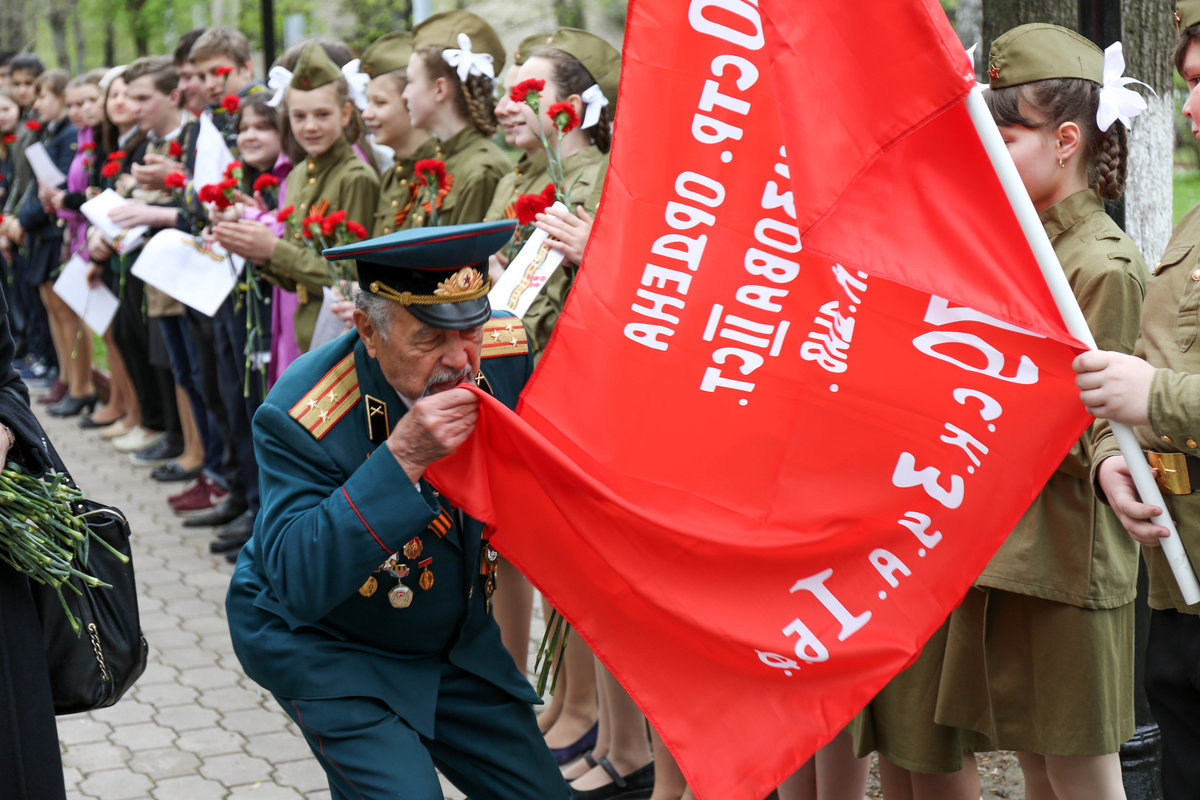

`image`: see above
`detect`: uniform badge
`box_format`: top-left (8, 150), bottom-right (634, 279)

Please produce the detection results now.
top-left (418, 558), bottom-right (434, 590)
top-left (358, 576), bottom-right (378, 597)
top-left (364, 394), bottom-right (389, 445)
top-left (403, 536), bottom-right (423, 559)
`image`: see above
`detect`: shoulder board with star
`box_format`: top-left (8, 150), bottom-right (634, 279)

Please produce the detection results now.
top-left (481, 315), bottom-right (528, 358)
top-left (287, 352), bottom-right (362, 438)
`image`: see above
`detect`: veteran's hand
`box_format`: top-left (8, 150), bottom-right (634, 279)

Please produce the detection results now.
top-left (1097, 456), bottom-right (1168, 546)
top-left (387, 387), bottom-right (480, 482)
top-left (1073, 350), bottom-right (1154, 426)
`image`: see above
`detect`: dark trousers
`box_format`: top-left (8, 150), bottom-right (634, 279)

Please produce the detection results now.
top-left (14, 246), bottom-right (52, 367)
top-left (112, 274), bottom-right (174, 433)
top-left (4, 250), bottom-right (28, 357)
top-left (278, 664), bottom-right (568, 800)
top-left (186, 309), bottom-right (238, 494)
top-left (1145, 607), bottom-right (1200, 799)
top-left (158, 315), bottom-right (222, 475)
top-left (212, 294), bottom-right (268, 512)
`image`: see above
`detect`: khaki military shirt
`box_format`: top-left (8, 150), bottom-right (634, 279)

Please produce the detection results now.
top-left (396, 126), bottom-right (509, 230)
top-left (372, 139), bottom-right (440, 238)
top-left (1094, 203), bottom-right (1200, 613)
top-left (484, 146), bottom-right (607, 359)
top-left (263, 138), bottom-right (379, 352)
top-left (980, 189), bottom-right (1145, 608)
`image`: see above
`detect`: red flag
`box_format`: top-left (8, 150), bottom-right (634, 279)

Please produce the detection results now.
top-left (430, 1), bottom-right (1091, 797)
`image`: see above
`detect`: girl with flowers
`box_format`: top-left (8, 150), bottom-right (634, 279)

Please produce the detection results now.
top-left (397, 10), bottom-right (510, 229)
top-left (0, 89), bottom-right (20, 208)
top-left (214, 41), bottom-right (377, 354)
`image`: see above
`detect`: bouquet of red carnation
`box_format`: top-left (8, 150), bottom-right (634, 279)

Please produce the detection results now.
top-left (198, 160), bottom-right (243, 211)
top-left (164, 171), bottom-right (187, 190)
top-left (168, 140), bottom-right (183, 159)
top-left (221, 94), bottom-right (240, 114)
top-left (414, 159), bottom-right (453, 227)
top-left (100, 150), bottom-right (126, 181)
top-left (24, 120), bottom-right (41, 133)
top-left (281, 199), bottom-right (369, 285)
top-left (514, 183), bottom-right (557, 226)
top-left (3, 134), bottom-right (16, 145)
top-left (508, 82), bottom-right (582, 204)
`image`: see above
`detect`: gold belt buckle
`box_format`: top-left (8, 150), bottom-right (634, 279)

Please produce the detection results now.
top-left (296, 285), bottom-right (309, 305)
top-left (1148, 451), bottom-right (1192, 495)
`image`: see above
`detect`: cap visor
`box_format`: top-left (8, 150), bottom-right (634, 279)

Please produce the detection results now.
top-left (406, 297), bottom-right (492, 330)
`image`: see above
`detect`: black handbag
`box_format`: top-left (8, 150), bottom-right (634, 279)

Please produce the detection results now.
top-left (32, 496), bottom-right (149, 715)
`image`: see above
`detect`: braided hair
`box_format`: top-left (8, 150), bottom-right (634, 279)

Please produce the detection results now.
top-left (415, 45), bottom-right (498, 136)
top-left (985, 78), bottom-right (1127, 201)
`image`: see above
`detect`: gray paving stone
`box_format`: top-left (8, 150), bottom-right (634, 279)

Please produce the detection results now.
top-left (174, 726), bottom-right (247, 757)
top-left (182, 613), bottom-right (234, 636)
top-left (133, 659), bottom-right (180, 685)
top-left (244, 731), bottom-right (311, 763)
top-left (272, 757), bottom-right (329, 793)
top-left (61, 741), bottom-right (132, 772)
top-left (180, 665), bottom-right (242, 690)
top-left (109, 720), bottom-right (179, 750)
top-left (170, 643), bottom-right (228, 669)
top-left (128, 746), bottom-right (202, 779)
top-left (140, 610), bottom-right (184, 632)
top-left (156, 703), bottom-right (221, 731)
top-left (77, 769), bottom-right (153, 800)
top-left (226, 784), bottom-right (306, 800)
top-left (199, 752), bottom-right (274, 784)
top-left (198, 685), bottom-right (265, 712)
top-left (89, 699), bottom-right (156, 727)
top-left (56, 716), bottom-right (112, 745)
top-left (170, 598), bottom-right (224, 619)
top-left (135, 680), bottom-right (200, 708)
top-left (221, 706), bottom-right (293, 736)
top-left (150, 774), bottom-right (229, 800)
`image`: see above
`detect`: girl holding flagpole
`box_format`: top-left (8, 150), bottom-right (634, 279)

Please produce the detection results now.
top-left (398, 11), bottom-right (510, 229)
top-left (934, 24), bottom-right (1148, 800)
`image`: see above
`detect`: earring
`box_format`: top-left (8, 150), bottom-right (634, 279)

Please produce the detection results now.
top-left (1058, 156), bottom-right (1065, 169)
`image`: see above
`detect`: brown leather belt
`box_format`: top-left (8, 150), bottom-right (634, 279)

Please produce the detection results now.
top-left (1146, 451), bottom-right (1200, 495)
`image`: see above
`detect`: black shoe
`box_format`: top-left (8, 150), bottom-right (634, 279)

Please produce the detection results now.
top-left (130, 436), bottom-right (185, 467)
top-left (209, 533), bottom-right (249, 554)
top-left (570, 759), bottom-right (654, 800)
top-left (217, 509), bottom-right (255, 540)
top-left (182, 498), bottom-right (248, 528)
top-left (223, 545), bottom-right (244, 564)
top-left (79, 412), bottom-right (124, 429)
top-left (151, 462), bottom-right (202, 482)
top-left (48, 393), bottom-right (98, 417)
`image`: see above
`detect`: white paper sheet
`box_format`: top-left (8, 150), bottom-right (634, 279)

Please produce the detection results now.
top-left (51, 254), bottom-right (120, 335)
top-left (487, 202), bottom-right (568, 319)
top-left (24, 142), bottom-right (67, 187)
top-left (79, 189), bottom-right (149, 254)
top-left (192, 112), bottom-right (235, 189)
top-left (130, 229), bottom-right (245, 317)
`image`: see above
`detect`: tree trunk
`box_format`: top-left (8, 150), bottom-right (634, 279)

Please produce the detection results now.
top-left (1120, 0), bottom-right (1174, 266)
top-left (48, 0), bottom-right (72, 71)
top-left (957, 0), bottom-right (983, 76)
top-left (0, 0), bottom-right (28, 53)
top-left (72, 1), bottom-right (84, 74)
top-left (982, 0), bottom-right (1076, 66)
top-left (553, 0), bottom-right (586, 29)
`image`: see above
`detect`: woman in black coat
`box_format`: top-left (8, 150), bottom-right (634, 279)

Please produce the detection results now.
top-left (0, 281), bottom-right (68, 800)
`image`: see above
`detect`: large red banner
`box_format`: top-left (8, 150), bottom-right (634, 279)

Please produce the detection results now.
top-left (430, 2), bottom-right (1093, 797)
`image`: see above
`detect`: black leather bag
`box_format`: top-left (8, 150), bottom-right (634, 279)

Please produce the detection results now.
top-left (32, 496), bottom-right (148, 715)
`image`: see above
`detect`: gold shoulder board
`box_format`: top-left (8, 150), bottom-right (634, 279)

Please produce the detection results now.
top-left (481, 316), bottom-right (529, 358)
top-left (287, 353), bottom-right (362, 439)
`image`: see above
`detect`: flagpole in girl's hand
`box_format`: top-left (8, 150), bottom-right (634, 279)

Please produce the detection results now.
top-left (966, 84), bottom-right (1200, 605)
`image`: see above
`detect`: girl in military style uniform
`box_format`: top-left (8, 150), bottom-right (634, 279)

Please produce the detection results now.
top-left (933, 24), bottom-right (1147, 800)
top-left (398, 11), bottom-right (510, 230)
top-left (360, 32), bottom-right (436, 238)
top-left (1073, 4), bottom-right (1200, 797)
top-left (215, 42), bottom-right (379, 354)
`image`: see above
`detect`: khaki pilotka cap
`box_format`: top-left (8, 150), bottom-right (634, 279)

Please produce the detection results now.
top-left (540, 28), bottom-right (622, 107)
top-left (514, 33), bottom-right (552, 67)
top-left (291, 41), bottom-right (342, 91)
top-left (360, 32), bottom-right (415, 78)
top-left (987, 23), bottom-right (1103, 88)
top-left (412, 10), bottom-right (506, 75)
top-left (1179, 0), bottom-right (1200, 31)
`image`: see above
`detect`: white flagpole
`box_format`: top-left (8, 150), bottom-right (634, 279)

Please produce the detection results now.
top-left (965, 85), bottom-right (1200, 605)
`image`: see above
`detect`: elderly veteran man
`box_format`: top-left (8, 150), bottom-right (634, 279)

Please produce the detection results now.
top-left (226, 220), bottom-right (568, 800)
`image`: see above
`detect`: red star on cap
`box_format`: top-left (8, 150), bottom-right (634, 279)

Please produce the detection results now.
top-left (987, 64), bottom-right (999, 80)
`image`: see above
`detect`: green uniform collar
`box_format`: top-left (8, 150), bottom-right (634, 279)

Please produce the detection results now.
top-left (1039, 188), bottom-right (1105, 240)
top-left (307, 137), bottom-right (356, 175)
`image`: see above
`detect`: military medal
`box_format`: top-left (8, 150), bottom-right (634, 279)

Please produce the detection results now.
top-left (484, 572), bottom-right (497, 599)
top-left (388, 583), bottom-right (414, 608)
top-left (481, 543), bottom-right (498, 598)
top-left (403, 536), bottom-right (423, 560)
top-left (358, 576), bottom-right (378, 597)
top-left (418, 558), bottom-right (434, 590)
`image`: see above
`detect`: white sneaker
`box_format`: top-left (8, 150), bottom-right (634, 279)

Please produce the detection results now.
top-left (112, 428), bottom-right (164, 453)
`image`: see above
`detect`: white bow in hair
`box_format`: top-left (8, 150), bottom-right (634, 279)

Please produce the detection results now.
top-left (342, 59), bottom-right (370, 111)
top-left (580, 84), bottom-right (608, 130)
top-left (1096, 42), bottom-right (1154, 132)
top-left (442, 33), bottom-right (495, 82)
top-left (266, 65), bottom-right (293, 107)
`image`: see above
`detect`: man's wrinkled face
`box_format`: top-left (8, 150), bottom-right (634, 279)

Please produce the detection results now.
top-left (355, 302), bottom-right (483, 402)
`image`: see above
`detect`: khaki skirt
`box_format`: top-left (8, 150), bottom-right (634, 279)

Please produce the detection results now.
top-left (935, 587), bottom-right (1134, 755)
top-left (850, 618), bottom-right (991, 772)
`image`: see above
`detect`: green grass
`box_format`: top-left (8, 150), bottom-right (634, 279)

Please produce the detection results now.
top-left (91, 333), bottom-right (107, 372)
top-left (1175, 168), bottom-right (1200, 225)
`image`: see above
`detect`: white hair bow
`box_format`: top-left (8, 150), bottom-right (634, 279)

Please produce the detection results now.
top-left (342, 59), bottom-right (369, 111)
top-left (442, 33), bottom-right (495, 82)
top-left (266, 65), bottom-right (293, 107)
top-left (1096, 42), bottom-right (1154, 132)
top-left (579, 84), bottom-right (608, 129)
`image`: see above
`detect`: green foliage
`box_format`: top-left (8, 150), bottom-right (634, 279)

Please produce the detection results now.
top-left (339, 0), bottom-right (412, 55)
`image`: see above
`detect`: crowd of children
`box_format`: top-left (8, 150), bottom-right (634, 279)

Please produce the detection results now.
top-left (4, 6), bottom-right (1200, 800)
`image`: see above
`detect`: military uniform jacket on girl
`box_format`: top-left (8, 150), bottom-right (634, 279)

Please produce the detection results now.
top-left (225, 314), bottom-right (536, 738)
top-left (372, 138), bottom-right (440, 237)
top-left (484, 146), bottom-right (606, 358)
top-left (1094, 203), bottom-right (1200, 614)
top-left (261, 137), bottom-right (378, 353)
top-left (980, 189), bottom-right (1145, 609)
top-left (396, 126), bottom-right (508, 230)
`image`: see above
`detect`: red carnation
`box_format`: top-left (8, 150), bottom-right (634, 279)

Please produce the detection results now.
top-left (221, 94), bottom-right (240, 114)
top-left (547, 102), bottom-right (579, 134)
top-left (223, 160), bottom-right (243, 179)
top-left (168, 140), bottom-right (183, 158)
top-left (100, 160), bottom-right (121, 179)
top-left (81, 141), bottom-right (96, 151)
top-left (276, 204), bottom-right (295, 223)
top-left (252, 173), bottom-right (279, 193)
top-left (108, 150), bottom-right (126, 161)
top-left (218, 177), bottom-right (238, 192)
top-left (320, 209), bottom-right (347, 236)
top-left (540, 183), bottom-right (557, 204)
top-left (197, 184), bottom-right (219, 203)
top-left (164, 171), bottom-right (187, 189)
top-left (3, 134), bottom-right (15, 145)
top-left (345, 220), bottom-right (367, 240)
top-left (215, 65), bottom-right (234, 77)
top-left (415, 159), bottom-right (447, 190)
top-left (515, 190), bottom-right (553, 225)
top-left (24, 120), bottom-right (41, 132)
top-left (509, 79), bottom-right (545, 105)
